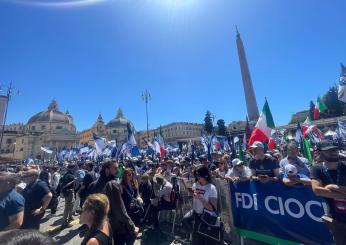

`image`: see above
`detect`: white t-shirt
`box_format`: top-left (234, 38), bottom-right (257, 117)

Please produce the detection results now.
top-left (157, 181), bottom-right (173, 202)
top-left (192, 182), bottom-right (217, 214)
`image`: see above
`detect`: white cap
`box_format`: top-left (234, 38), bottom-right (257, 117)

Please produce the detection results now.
top-left (232, 158), bottom-right (243, 167)
top-left (250, 141), bottom-right (264, 149)
top-left (284, 164), bottom-right (297, 175)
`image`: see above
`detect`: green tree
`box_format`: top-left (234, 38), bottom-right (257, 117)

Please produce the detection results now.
top-left (216, 119), bottom-right (227, 136)
top-left (204, 110), bottom-right (213, 135)
top-left (321, 86), bottom-right (344, 118)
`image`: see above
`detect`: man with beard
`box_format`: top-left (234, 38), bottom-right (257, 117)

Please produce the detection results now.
top-left (87, 160), bottom-right (139, 245)
top-left (311, 140), bottom-right (346, 245)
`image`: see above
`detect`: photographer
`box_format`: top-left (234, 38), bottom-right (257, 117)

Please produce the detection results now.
top-left (310, 140), bottom-right (346, 245)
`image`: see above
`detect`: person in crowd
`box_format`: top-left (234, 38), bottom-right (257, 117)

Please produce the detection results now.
top-left (0, 172), bottom-right (24, 231)
top-left (50, 166), bottom-right (60, 191)
top-left (225, 158), bottom-right (251, 183)
top-left (139, 173), bottom-right (152, 211)
top-left (182, 165), bottom-right (218, 245)
top-left (73, 163), bottom-right (86, 214)
top-left (121, 168), bottom-right (143, 226)
top-left (39, 168), bottom-right (59, 215)
top-left (101, 160), bottom-right (139, 245)
top-left (310, 140), bottom-right (346, 245)
top-left (147, 174), bottom-right (173, 230)
top-left (80, 193), bottom-right (113, 245)
top-left (279, 143), bottom-right (310, 177)
top-left (60, 164), bottom-right (76, 228)
top-left (180, 157), bottom-right (192, 178)
top-left (155, 161), bottom-right (170, 177)
top-left (213, 158), bottom-right (228, 178)
top-left (21, 169), bottom-right (52, 229)
top-left (0, 229), bottom-right (55, 245)
top-left (282, 164), bottom-right (311, 186)
top-left (79, 162), bottom-right (97, 208)
top-left (249, 141), bottom-right (280, 182)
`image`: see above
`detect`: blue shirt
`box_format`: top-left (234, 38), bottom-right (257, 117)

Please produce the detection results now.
top-left (281, 173), bottom-right (309, 180)
top-left (0, 189), bottom-right (25, 231)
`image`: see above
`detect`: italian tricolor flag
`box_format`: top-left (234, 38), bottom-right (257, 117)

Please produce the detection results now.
top-left (313, 96), bottom-right (327, 120)
top-left (249, 99), bottom-right (275, 145)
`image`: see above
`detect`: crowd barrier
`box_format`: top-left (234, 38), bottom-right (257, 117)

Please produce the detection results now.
top-left (158, 176), bottom-right (335, 245)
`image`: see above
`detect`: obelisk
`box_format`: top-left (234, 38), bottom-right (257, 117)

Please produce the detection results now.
top-left (236, 27), bottom-right (260, 122)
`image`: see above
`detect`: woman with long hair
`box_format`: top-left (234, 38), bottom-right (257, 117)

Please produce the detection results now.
top-left (80, 193), bottom-right (112, 245)
top-left (121, 168), bottom-right (143, 226)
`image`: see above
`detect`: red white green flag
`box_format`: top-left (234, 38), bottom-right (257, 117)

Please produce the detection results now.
top-left (313, 96), bottom-right (327, 120)
top-left (249, 99), bottom-right (275, 145)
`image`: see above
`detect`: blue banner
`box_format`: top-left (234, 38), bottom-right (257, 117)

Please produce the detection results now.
top-left (230, 181), bottom-right (334, 245)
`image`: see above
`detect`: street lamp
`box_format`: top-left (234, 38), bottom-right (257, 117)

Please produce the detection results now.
top-left (0, 82), bottom-right (20, 153)
top-left (141, 90), bottom-right (151, 142)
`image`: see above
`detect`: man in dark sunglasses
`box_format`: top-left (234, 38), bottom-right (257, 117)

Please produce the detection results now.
top-left (21, 169), bottom-right (52, 230)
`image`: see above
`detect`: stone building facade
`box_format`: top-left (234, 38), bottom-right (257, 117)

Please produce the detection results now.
top-left (136, 122), bottom-right (203, 148)
top-left (0, 100), bottom-right (78, 160)
top-left (77, 108), bottom-right (135, 146)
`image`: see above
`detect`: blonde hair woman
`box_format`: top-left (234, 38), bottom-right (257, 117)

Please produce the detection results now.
top-left (80, 194), bottom-right (112, 245)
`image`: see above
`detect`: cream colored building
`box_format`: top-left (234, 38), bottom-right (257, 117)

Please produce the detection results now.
top-left (136, 122), bottom-right (203, 148)
top-left (77, 108), bottom-right (135, 146)
top-left (0, 100), bottom-right (78, 160)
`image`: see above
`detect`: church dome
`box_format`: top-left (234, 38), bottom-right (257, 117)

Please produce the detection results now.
top-left (106, 108), bottom-right (135, 130)
top-left (27, 100), bottom-right (72, 125)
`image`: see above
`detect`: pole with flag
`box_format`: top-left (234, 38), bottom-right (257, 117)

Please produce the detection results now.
top-left (249, 98), bottom-right (275, 145)
top-left (313, 96), bottom-right (328, 120)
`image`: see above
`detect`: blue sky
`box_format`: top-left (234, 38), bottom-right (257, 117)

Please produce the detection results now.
top-left (0, 0), bottom-right (345, 131)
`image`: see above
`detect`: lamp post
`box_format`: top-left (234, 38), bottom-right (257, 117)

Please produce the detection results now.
top-left (141, 90), bottom-right (151, 142)
top-left (0, 82), bottom-right (19, 154)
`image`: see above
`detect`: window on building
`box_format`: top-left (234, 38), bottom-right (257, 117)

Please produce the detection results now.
top-left (22, 139), bottom-right (24, 144)
top-left (31, 126), bottom-right (35, 131)
top-left (113, 130), bottom-right (117, 133)
top-left (20, 148), bottom-right (23, 151)
top-left (56, 126), bottom-right (62, 130)
top-left (41, 125), bottom-right (46, 130)
top-left (6, 139), bottom-right (12, 144)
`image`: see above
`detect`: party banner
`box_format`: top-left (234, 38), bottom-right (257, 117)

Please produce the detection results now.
top-left (230, 181), bottom-right (334, 245)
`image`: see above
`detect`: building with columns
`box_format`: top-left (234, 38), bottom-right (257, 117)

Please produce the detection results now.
top-left (136, 122), bottom-right (203, 148)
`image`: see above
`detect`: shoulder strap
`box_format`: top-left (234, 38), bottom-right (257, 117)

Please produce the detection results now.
top-left (122, 184), bottom-right (136, 200)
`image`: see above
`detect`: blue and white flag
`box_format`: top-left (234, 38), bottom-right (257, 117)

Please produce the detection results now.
top-left (200, 131), bottom-right (211, 153)
top-left (337, 119), bottom-right (346, 139)
top-left (40, 146), bottom-right (53, 154)
top-left (338, 63), bottom-right (346, 103)
top-left (79, 144), bottom-right (90, 155)
top-left (120, 123), bottom-right (140, 157)
top-left (211, 134), bottom-right (221, 152)
top-left (93, 133), bottom-right (106, 155)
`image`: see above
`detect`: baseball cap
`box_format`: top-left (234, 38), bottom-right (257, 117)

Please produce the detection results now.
top-left (317, 140), bottom-right (339, 151)
top-left (250, 141), bottom-right (264, 149)
top-left (232, 158), bottom-right (243, 167)
top-left (284, 164), bottom-right (298, 175)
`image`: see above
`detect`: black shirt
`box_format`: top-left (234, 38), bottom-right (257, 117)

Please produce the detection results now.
top-left (22, 180), bottom-right (50, 212)
top-left (61, 171), bottom-right (75, 192)
top-left (249, 155), bottom-right (279, 177)
top-left (139, 182), bottom-right (152, 204)
top-left (310, 163), bottom-right (346, 222)
top-left (0, 189), bottom-right (24, 231)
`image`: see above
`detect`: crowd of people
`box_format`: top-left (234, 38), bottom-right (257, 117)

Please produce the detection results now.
top-left (0, 139), bottom-right (345, 245)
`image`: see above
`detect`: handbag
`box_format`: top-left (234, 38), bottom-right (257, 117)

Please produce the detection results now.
top-left (197, 202), bottom-right (224, 242)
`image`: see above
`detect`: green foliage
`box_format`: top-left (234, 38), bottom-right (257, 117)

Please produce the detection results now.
top-left (216, 119), bottom-right (227, 136)
top-left (320, 86), bottom-right (344, 118)
top-left (204, 110), bottom-right (214, 135)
